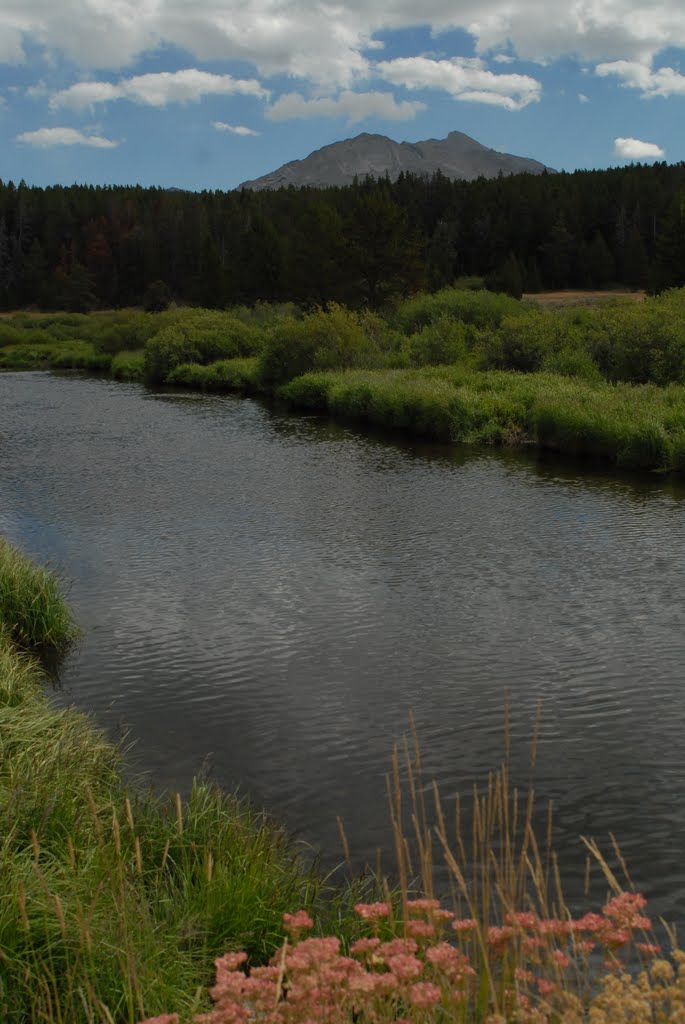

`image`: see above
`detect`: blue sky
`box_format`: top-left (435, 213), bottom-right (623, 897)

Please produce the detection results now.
top-left (1, 1), bottom-right (683, 191)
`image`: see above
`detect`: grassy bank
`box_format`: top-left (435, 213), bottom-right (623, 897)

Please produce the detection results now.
top-left (2, 289), bottom-right (685, 476)
top-left (0, 542), bottom-right (367, 1023)
top-left (2, 553), bottom-right (682, 1022)
top-left (280, 368), bottom-right (685, 475)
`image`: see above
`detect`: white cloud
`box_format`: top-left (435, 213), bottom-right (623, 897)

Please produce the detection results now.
top-left (597, 59), bottom-right (685, 97)
top-left (5, 0), bottom-right (685, 89)
top-left (578, 92), bottom-right (590, 102)
top-left (267, 90), bottom-right (425, 123)
top-left (376, 56), bottom-right (541, 110)
top-left (614, 137), bottom-right (665, 159)
top-left (493, 54), bottom-right (515, 64)
top-left (16, 126), bottom-right (119, 148)
top-left (50, 70), bottom-right (268, 111)
top-left (212, 121), bottom-right (260, 135)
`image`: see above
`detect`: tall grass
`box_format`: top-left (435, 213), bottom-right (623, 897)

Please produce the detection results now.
top-left (165, 357), bottom-right (260, 392)
top-left (139, 719), bottom-right (680, 1024)
top-left (0, 540), bottom-right (78, 651)
top-left (281, 367), bottom-right (685, 475)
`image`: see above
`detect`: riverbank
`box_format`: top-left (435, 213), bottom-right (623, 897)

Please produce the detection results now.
top-left (0, 540), bottom-right (367, 1023)
top-left (1, 288), bottom-right (685, 477)
top-left (2, 547), bottom-right (683, 1022)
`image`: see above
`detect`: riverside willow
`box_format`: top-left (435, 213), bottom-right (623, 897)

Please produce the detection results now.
top-left (2, 286), bottom-right (685, 475)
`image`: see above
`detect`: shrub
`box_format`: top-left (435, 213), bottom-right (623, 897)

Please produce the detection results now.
top-left (393, 287), bottom-right (524, 335)
top-left (259, 304), bottom-right (382, 386)
top-left (144, 326), bottom-right (199, 384)
top-left (166, 357), bottom-right (260, 392)
top-left (111, 350), bottom-right (145, 380)
top-left (405, 317), bottom-right (469, 367)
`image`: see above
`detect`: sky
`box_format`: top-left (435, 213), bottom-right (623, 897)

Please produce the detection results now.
top-left (0, 0), bottom-right (684, 191)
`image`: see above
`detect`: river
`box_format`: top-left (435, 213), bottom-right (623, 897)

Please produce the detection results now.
top-left (2, 370), bottom-right (685, 926)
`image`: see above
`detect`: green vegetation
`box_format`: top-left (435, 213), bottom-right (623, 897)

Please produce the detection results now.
top-left (0, 543), bottom-right (371, 1022)
top-left (3, 286), bottom-right (685, 476)
top-left (139, 731), bottom-right (681, 1024)
top-left (0, 539), bottom-right (79, 650)
top-left (166, 356), bottom-right (260, 392)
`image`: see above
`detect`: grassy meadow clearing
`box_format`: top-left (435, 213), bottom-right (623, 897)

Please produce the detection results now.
top-left (2, 540), bottom-right (684, 1022)
top-left (2, 287), bottom-right (685, 477)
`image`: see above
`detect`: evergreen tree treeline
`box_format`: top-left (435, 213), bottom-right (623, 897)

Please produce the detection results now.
top-left (1, 162), bottom-right (684, 311)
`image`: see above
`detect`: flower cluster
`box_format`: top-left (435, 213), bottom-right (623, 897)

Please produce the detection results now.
top-left (139, 892), bottom-right (676, 1024)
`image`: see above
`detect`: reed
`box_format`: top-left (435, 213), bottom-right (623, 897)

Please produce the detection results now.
top-left (140, 716), bottom-right (678, 1024)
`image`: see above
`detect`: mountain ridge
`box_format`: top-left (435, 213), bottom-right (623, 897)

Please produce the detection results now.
top-left (238, 130), bottom-right (553, 190)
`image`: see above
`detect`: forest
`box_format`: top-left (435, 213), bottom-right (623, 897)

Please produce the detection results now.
top-left (1, 160), bottom-right (685, 312)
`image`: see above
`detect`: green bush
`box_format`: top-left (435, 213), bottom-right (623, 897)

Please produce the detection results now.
top-left (405, 317), bottom-right (469, 367)
top-left (144, 326), bottom-right (199, 384)
top-left (144, 312), bottom-right (263, 385)
top-left (111, 350), bottom-right (145, 380)
top-left (166, 357), bottom-right (260, 392)
top-left (259, 304), bottom-right (382, 386)
top-left (393, 287), bottom-right (524, 334)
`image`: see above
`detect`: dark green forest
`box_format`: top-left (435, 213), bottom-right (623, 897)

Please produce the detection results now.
top-left (2, 161), bottom-right (685, 311)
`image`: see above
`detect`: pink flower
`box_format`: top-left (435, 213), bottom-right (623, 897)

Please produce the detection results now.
top-left (406, 920), bottom-right (435, 940)
top-left (354, 902), bottom-right (390, 921)
top-left (409, 982), bottom-right (442, 1007)
top-left (386, 954), bottom-right (423, 980)
top-left (537, 978), bottom-right (555, 996)
top-left (350, 937), bottom-right (381, 957)
top-left (506, 912), bottom-right (537, 930)
top-left (406, 898), bottom-right (441, 915)
top-left (283, 910), bottom-right (314, 934)
top-left (552, 950), bottom-right (570, 969)
top-left (486, 925), bottom-right (514, 952)
top-left (378, 938), bottom-right (419, 958)
top-left (451, 918), bottom-right (478, 934)
top-left (636, 942), bottom-right (661, 956)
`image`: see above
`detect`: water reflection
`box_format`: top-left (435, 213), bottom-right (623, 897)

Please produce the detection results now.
top-left (1, 371), bottom-right (684, 927)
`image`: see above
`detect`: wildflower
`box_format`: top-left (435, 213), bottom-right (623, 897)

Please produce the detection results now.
top-left (378, 938), bottom-right (419, 958)
top-left (386, 953), bottom-right (423, 980)
top-left (537, 978), bottom-right (556, 996)
top-left (409, 981), bottom-right (442, 1007)
top-left (350, 937), bottom-right (381, 957)
top-left (354, 901), bottom-right (390, 921)
top-left (451, 918), bottom-right (478, 934)
top-left (635, 942), bottom-right (661, 957)
top-left (552, 950), bottom-right (571, 969)
top-left (406, 898), bottom-right (441, 915)
top-left (283, 910), bottom-right (314, 935)
top-left (650, 958), bottom-right (675, 984)
top-left (506, 911), bottom-right (538, 930)
top-left (215, 952), bottom-right (248, 974)
top-left (406, 919), bottom-right (435, 940)
top-left (486, 925), bottom-right (514, 953)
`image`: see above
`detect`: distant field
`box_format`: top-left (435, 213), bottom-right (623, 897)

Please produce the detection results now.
top-left (524, 290), bottom-right (647, 307)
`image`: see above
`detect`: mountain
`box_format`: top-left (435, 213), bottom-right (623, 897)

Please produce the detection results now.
top-left (238, 130), bottom-right (552, 190)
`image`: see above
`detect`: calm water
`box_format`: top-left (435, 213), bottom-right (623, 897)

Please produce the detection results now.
top-left (2, 371), bottom-right (685, 923)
